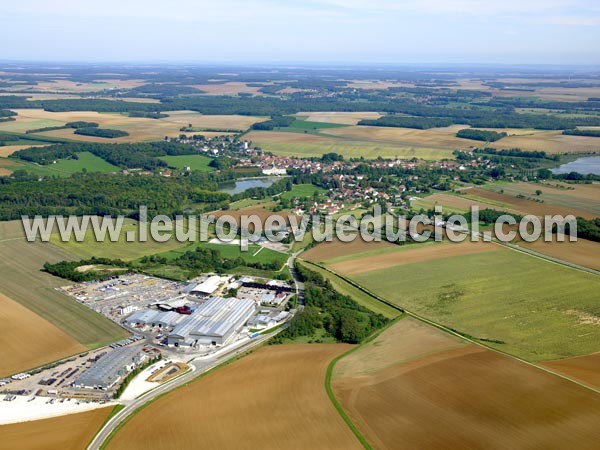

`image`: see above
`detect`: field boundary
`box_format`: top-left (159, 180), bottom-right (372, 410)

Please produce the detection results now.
top-left (307, 260), bottom-right (600, 397)
top-left (325, 315), bottom-right (407, 450)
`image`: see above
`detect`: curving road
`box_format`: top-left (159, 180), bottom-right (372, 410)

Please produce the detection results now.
top-left (87, 330), bottom-right (280, 450)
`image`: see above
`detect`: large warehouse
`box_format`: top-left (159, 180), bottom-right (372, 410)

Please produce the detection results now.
top-left (73, 346), bottom-right (147, 390)
top-left (168, 296), bottom-right (255, 347)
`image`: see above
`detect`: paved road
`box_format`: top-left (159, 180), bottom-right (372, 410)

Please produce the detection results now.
top-left (87, 331), bottom-right (279, 450)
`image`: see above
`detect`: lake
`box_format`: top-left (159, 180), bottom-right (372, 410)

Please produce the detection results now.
top-left (219, 177), bottom-right (282, 195)
top-left (551, 156), bottom-right (600, 176)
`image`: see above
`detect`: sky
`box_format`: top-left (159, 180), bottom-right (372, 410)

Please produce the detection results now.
top-left (0, 0), bottom-right (599, 65)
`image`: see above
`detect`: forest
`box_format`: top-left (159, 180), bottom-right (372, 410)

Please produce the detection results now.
top-left (456, 129), bottom-right (507, 142)
top-left (272, 264), bottom-right (389, 344)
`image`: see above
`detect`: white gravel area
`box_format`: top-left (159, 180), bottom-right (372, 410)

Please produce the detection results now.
top-left (0, 395), bottom-right (114, 425)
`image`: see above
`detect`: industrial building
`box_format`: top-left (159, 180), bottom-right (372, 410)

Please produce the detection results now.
top-left (168, 297), bottom-right (255, 347)
top-left (189, 275), bottom-right (227, 296)
top-left (125, 309), bottom-right (188, 328)
top-left (73, 346), bottom-right (147, 390)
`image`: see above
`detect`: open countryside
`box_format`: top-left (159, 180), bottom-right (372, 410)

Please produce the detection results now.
top-left (332, 318), bottom-right (600, 450)
top-left (105, 345), bottom-right (362, 450)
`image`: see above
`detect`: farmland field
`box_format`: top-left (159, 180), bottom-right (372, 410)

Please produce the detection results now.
top-left (0, 293), bottom-right (84, 377)
top-left (487, 129), bottom-right (600, 154)
top-left (302, 237), bottom-right (396, 263)
top-left (106, 345), bottom-right (362, 450)
top-left (0, 152), bottom-right (120, 177)
top-left (320, 124), bottom-right (474, 150)
top-left (0, 220), bottom-right (129, 348)
top-left (299, 261), bottom-right (400, 319)
top-left (0, 109), bottom-right (264, 143)
top-left (327, 240), bottom-right (499, 275)
top-left (244, 130), bottom-right (455, 160)
top-left (158, 154), bottom-right (214, 171)
top-left (542, 353), bottom-right (600, 390)
top-left (0, 407), bottom-right (113, 450)
top-left (480, 181), bottom-right (600, 217)
top-left (0, 144), bottom-right (49, 157)
top-left (462, 187), bottom-right (597, 219)
top-left (332, 243), bottom-right (600, 361)
top-left (49, 219), bottom-right (189, 261)
top-left (517, 236), bottom-right (600, 271)
top-left (332, 317), bottom-right (600, 450)
top-left (296, 111), bottom-right (382, 125)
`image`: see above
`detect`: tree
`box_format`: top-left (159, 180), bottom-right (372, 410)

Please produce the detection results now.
top-left (536, 190), bottom-right (542, 196)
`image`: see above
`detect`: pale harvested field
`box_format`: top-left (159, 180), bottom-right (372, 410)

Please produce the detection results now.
top-left (246, 130), bottom-right (334, 144)
top-left (321, 125), bottom-right (474, 150)
top-left (302, 238), bottom-right (395, 263)
top-left (333, 318), bottom-right (600, 450)
top-left (0, 144), bottom-right (49, 157)
top-left (0, 168), bottom-right (11, 176)
top-left (0, 407), bottom-right (112, 450)
top-left (468, 187), bottom-right (597, 219)
top-left (297, 111), bottom-right (382, 125)
top-left (192, 81), bottom-right (264, 95)
top-left (344, 80), bottom-right (413, 90)
top-left (163, 110), bottom-right (264, 130)
top-left (415, 192), bottom-right (500, 213)
top-left (333, 317), bottom-right (468, 379)
top-left (0, 293), bottom-right (84, 377)
top-left (484, 182), bottom-right (600, 216)
top-left (542, 353), bottom-right (600, 390)
top-left (107, 345), bottom-right (361, 450)
top-left (329, 241), bottom-right (499, 275)
top-left (0, 109), bottom-right (263, 143)
top-left (488, 130), bottom-right (600, 154)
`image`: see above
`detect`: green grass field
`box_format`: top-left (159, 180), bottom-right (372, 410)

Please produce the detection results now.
top-left (0, 221), bottom-right (128, 348)
top-left (50, 219), bottom-right (188, 261)
top-left (160, 241), bottom-right (289, 267)
top-left (158, 154), bottom-right (214, 172)
top-left (346, 248), bottom-right (600, 361)
top-left (2, 152), bottom-right (120, 177)
top-left (281, 183), bottom-right (327, 200)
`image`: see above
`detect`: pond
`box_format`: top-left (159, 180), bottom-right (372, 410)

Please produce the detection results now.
top-left (218, 176), bottom-right (283, 195)
top-left (550, 156), bottom-right (600, 176)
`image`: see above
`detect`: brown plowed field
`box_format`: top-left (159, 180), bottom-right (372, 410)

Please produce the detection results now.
top-left (518, 237), bottom-right (600, 271)
top-left (333, 318), bottom-right (600, 450)
top-left (107, 344), bottom-right (362, 450)
top-left (302, 237), bottom-right (395, 262)
top-left (0, 293), bottom-right (84, 377)
top-left (469, 188), bottom-right (596, 219)
top-left (329, 241), bottom-right (499, 276)
top-left (542, 353), bottom-right (600, 390)
top-left (0, 407), bottom-right (112, 450)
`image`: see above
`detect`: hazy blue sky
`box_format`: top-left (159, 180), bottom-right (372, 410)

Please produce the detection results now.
top-left (1, 0), bottom-right (599, 64)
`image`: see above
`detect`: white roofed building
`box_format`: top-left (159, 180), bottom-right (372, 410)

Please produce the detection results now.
top-left (168, 297), bottom-right (255, 347)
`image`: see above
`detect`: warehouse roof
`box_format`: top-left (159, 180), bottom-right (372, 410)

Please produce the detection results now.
top-left (74, 346), bottom-right (144, 389)
top-left (190, 275), bottom-right (223, 295)
top-left (169, 297), bottom-right (255, 342)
